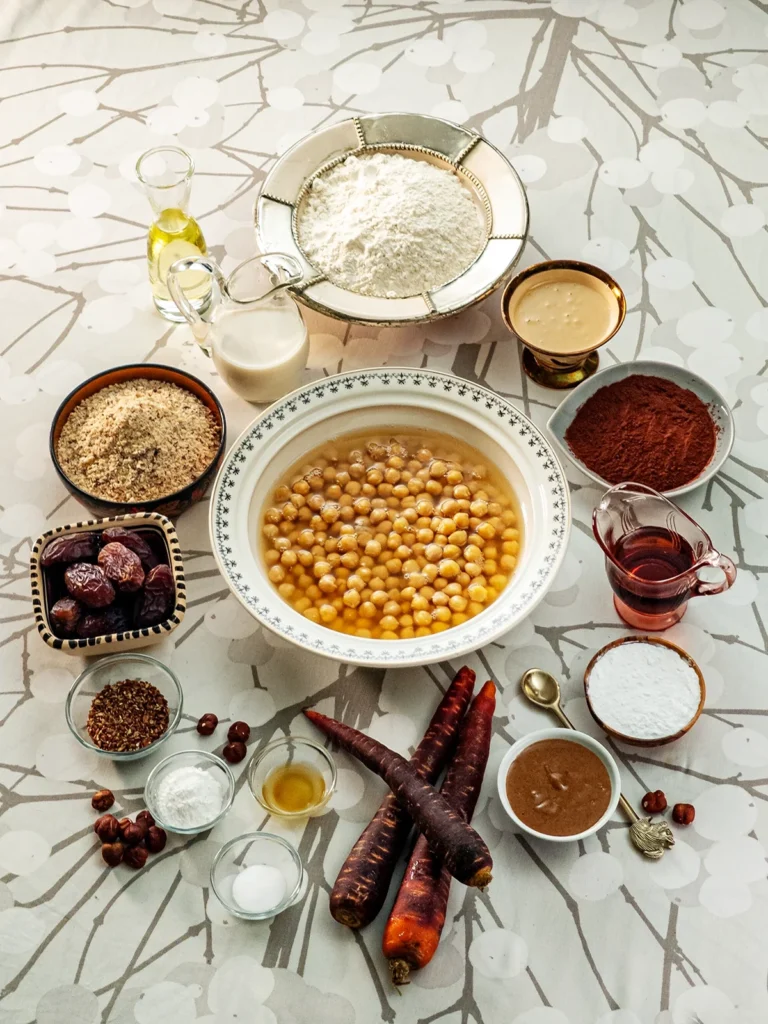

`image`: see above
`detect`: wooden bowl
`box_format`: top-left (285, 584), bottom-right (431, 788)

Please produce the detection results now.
top-left (49, 363), bottom-right (226, 518)
top-left (583, 636), bottom-right (706, 747)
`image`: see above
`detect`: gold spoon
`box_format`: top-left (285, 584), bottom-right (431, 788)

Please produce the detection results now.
top-left (519, 668), bottom-right (674, 860)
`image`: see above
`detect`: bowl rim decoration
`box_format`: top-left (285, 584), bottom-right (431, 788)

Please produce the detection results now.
top-left (546, 359), bottom-right (734, 497)
top-left (247, 736), bottom-right (338, 818)
top-left (65, 651), bottom-right (184, 761)
top-left (496, 727), bottom-right (621, 843)
top-left (29, 511), bottom-right (186, 654)
top-left (583, 635), bottom-right (706, 747)
top-left (209, 366), bottom-right (571, 668)
top-left (49, 362), bottom-right (227, 516)
top-left (209, 831), bottom-right (304, 920)
top-left (144, 749), bottom-right (236, 834)
top-left (255, 111), bottom-right (529, 326)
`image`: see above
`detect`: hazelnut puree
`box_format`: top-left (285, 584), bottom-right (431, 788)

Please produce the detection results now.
top-left (506, 738), bottom-right (612, 837)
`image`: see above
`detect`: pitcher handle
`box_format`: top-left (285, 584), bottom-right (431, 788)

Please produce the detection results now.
top-left (168, 256), bottom-right (227, 340)
top-left (225, 252), bottom-right (303, 306)
top-left (693, 552), bottom-right (737, 597)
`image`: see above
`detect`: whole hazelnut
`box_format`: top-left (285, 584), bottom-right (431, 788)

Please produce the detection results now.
top-left (117, 817), bottom-right (132, 837)
top-left (91, 788), bottom-right (115, 812)
top-left (135, 810), bottom-right (155, 836)
top-left (94, 814), bottom-right (120, 843)
top-left (222, 740), bottom-right (247, 764)
top-left (641, 790), bottom-right (667, 814)
top-left (672, 802), bottom-right (695, 826)
top-left (123, 845), bottom-right (148, 870)
top-left (197, 713), bottom-right (218, 736)
top-left (101, 842), bottom-right (124, 867)
top-left (227, 721), bottom-right (250, 744)
top-left (122, 823), bottom-right (144, 847)
top-left (146, 826), bottom-right (167, 853)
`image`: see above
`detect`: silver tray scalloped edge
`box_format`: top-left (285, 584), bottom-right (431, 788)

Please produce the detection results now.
top-left (254, 112), bottom-right (529, 326)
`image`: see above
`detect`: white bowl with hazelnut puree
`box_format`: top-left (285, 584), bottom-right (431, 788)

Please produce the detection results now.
top-left (209, 367), bottom-right (570, 668)
top-left (497, 728), bottom-right (621, 842)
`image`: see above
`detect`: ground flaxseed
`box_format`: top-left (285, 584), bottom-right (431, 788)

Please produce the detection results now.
top-left (56, 378), bottom-right (221, 503)
top-left (86, 678), bottom-right (170, 752)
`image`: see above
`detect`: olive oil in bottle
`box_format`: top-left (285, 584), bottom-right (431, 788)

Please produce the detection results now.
top-left (136, 147), bottom-right (211, 322)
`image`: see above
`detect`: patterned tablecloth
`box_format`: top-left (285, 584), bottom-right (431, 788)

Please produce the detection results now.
top-left (1, 1), bottom-right (767, 1022)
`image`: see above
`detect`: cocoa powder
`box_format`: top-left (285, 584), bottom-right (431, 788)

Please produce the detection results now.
top-left (565, 374), bottom-right (717, 491)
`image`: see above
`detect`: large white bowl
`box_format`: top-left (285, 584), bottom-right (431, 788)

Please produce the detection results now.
top-left (209, 368), bottom-right (570, 668)
top-left (255, 112), bottom-right (528, 326)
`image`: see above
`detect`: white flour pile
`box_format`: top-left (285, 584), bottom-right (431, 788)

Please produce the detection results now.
top-left (297, 152), bottom-right (486, 298)
top-left (587, 641), bottom-right (701, 741)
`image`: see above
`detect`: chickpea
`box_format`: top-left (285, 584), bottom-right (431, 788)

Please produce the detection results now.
top-left (438, 559), bottom-right (460, 579)
top-left (359, 601), bottom-right (376, 619)
top-left (446, 469), bottom-right (463, 486)
top-left (425, 479), bottom-right (443, 496)
top-left (295, 596), bottom-right (311, 612)
top-left (347, 574), bottom-right (365, 592)
top-left (381, 600), bottom-right (399, 617)
top-left (380, 630), bottom-right (399, 640)
top-left (414, 610), bottom-right (433, 627)
top-left (386, 558), bottom-right (403, 575)
top-left (477, 522), bottom-right (496, 541)
top-left (278, 582), bottom-right (296, 600)
top-left (365, 539), bottom-right (382, 558)
top-left (317, 574), bottom-right (336, 594)
top-left (432, 590), bottom-right (449, 607)
top-left (265, 549), bottom-right (280, 567)
top-left (280, 550), bottom-right (298, 568)
top-left (401, 627), bottom-right (416, 639)
top-left (442, 544), bottom-right (461, 560)
top-left (367, 468), bottom-right (383, 486)
top-left (423, 563), bottom-right (439, 582)
top-left (356, 628), bottom-right (372, 638)
top-left (434, 606), bottom-right (452, 623)
top-left (412, 594), bottom-right (429, 611)
top-left (319, 604), bottom-right (337, 623)
top-left (483, 544), bottom-right (499, 560)
top-left (467, 583), bottom-right (488, 603)
top-left (268, 565), bottom-right (286, 584)
top-left (378, 615), bottom-right (398, 632)
top-left (451, 612), bottom-right (468, 626)
top-left (415, 626), bottom-right (431, 637)
top-left (500, 554), bottom-right (517, 572)
top-left (424, 543), bottom-right (442, 563)
top-left (502, 540), bottom-right (520, 556)
top-left (343, 589), bottom-right (361, 608)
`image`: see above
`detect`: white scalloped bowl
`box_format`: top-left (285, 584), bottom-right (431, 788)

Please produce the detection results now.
top-left (255, 112), bottom-right (528, 326)
top-left (209, 368), bottom-right (570, 668)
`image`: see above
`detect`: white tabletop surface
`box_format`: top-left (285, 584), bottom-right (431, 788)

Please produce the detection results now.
top-left (1, 2), bottom-right (767, 1023)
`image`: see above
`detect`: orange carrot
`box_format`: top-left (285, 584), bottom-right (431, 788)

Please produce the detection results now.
top-left (303, 707), bottom-right (493, 889)
top-left (383, 681), bottom-right (496, 984)
top-left (330, 667), bottom-right (475, 929)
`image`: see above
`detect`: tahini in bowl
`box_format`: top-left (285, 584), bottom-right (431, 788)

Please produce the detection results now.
top-left (50, 363), bottom-right (227, 518)
top-left (209, 367), bottom-right (570, 668)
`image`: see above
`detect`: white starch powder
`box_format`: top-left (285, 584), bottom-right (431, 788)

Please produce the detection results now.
top-left (587, 641), bottom-right (701, 741)
top-left (297, 153), bottom-right (486, 298)
top-left (154, 765), bottom-right (226, 829)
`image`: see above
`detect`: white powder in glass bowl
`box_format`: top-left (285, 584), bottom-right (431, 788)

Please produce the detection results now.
top-left (585, 640), bottom-right (702, 741)
top-left (297, 152), bottom-right (486, 299)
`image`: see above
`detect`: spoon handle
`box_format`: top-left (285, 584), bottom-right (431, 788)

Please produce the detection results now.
top-left (618, 793), bottom-right (639, 823)
top-left (551, 703), bottom-right (576, 730)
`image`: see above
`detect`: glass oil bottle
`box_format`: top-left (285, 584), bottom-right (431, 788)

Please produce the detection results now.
top-left (136, 146), bottom-right (211, 321)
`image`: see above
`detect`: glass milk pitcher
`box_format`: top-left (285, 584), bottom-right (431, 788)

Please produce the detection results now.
top-left (168, 253), bottom-right (308, 404)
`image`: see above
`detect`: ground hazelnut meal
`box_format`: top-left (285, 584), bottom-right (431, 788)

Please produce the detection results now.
top-left (56, 379), bottom-right (221, 503)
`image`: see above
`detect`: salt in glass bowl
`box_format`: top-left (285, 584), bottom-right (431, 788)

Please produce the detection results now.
top-left (210, 832), bottom-right (304, 920)
top-left (247, 737), bottom-right (336, 819)
top-left (144, 749), bottom-right (235, 834)
top-left (65, 652), bottom-right (183, 761)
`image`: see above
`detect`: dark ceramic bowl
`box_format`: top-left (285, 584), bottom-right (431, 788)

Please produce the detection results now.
top-left (50, 363), bottom-right (226, 518)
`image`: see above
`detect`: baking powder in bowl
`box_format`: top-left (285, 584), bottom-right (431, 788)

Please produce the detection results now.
top-left (586, 641), bottom-right (701, 741)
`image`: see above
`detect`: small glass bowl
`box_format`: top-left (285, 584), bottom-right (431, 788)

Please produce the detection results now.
top-left (144, 749), bottom-right (235, 834)
top-left (210, 832), bottom-right (304, 920)
top-left (65, 652), bottom-right (183, 761)
top-left (247, 737), bottom-right (336, 818)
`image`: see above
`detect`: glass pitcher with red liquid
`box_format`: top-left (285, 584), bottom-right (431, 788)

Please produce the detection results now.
top-left (593, 482), bottom-right (737, 630)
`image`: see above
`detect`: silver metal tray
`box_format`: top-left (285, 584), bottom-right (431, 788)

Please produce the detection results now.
top-left (254, 112), bottom-right (529, 326)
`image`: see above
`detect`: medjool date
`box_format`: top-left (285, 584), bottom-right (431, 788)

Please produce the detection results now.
top-left (64, 563), bottom-right (115, 608)
top-left (78, 606), bottom-right (130, 638)
top-left (98, 542), bottom-right (145, 593)
top-left (136, 564), bottom-right (175, 626)
top-left (41, 533), bottom-right (97, 567)
top-left (50, 596), bottom-right (83, 636)
top-left (101, 527), bottom-right (156, 567)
